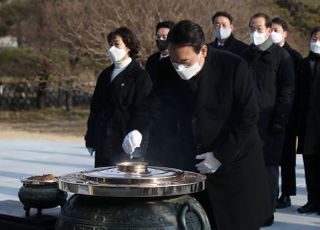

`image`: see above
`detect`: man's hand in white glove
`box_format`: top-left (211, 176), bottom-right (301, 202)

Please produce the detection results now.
top-left (195, 152), bottom-right (222, 174)
top-left (87, 147), bottom-right (95, 156)
top-left (122, 130), bottom-right (142, 154)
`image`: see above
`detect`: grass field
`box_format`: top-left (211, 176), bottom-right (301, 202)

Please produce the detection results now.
top-left (0, 107), bottom-right (89, 122)
top-left (0, 108), bottom-right (89, 138)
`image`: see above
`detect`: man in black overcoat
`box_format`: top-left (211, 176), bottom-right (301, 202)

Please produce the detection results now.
top-left (122, 20), bottom-right (272, 230)
top-left (145, 21), bottom-right (175, 164)
top-left (271, 17), bottom-right (303, 209)
top-left (208, 11), bottom-right (248, 57)
top-left (242, 13), bottom-right (295, 226)
top-left (296, 26), bottom-right (320, 214)
top-left (145, 20), bottom-right (175, 83)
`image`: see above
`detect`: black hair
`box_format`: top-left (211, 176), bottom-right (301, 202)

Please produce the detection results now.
top-left (156, 21), bottom-right (175, 34)
top-left (272, 17), bottom-right (289, 31)
top-left (249, 12), bottom-right (272, 28)
top-left (212, 11), bottom-right (233, 24)
top-left (107, 27), bottom-right (140, 59)
top-left (311, 26), bottom-right (320, 37)
top-left (167, 20), bottom-right (205, 53)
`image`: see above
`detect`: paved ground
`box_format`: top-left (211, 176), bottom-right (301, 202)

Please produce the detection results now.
top-left (0, 138), bottom-right (319, 229)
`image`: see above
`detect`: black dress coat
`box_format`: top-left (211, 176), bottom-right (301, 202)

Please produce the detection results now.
top-left (145, 51), bottom-right (161, 83)
top-left (145, 53), bottom-right (176, 165)
top-left (85, 60), bottom-right (152, 167)
top-left (243, 43), bottom-right (295, 165)
top-left (283, 42), bottom-right (303, 125)
top-left (278, 43), bottom-right (302, 195)
top-left (297, 52), bottom-right (320, 156)
top-left (130, 47), bottom-right (272, 230)
top-left (208, 33), bottom-right (249, 57)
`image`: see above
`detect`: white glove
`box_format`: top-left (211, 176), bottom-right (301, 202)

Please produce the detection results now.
top-left (195, 152), bottom-right (221, 174)
top-left (87, 147), bottom-right (95, 156)
top-left (122, 130), bottom-right (142, 154)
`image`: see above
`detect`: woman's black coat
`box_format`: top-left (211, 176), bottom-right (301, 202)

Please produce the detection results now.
top-left (85, 60), bottom-right (152, 167)
top-left (130, 47), bottom-right (272, 230)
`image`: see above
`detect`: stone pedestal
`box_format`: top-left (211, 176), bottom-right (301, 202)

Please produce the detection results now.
top-left (0, 200), bottom-right (59, 230)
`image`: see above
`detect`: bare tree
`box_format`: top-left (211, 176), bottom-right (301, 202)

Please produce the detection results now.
top-left (44, 0), bottom-right (256, 66)
top-left (3, 0), bottom-right (308, 110)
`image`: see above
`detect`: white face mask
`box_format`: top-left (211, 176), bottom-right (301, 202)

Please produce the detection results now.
top-left (108, 46), bottom-right (127, 62)
top-left (250, 31), bottom-right (268, 46)
top-left (172, 54), bottom-right (202, 80)
top-left (271, 31), bottom-right (283, 44)
top-left (214, 28), bottom-right (232, 40)
top-left (310, 41), bottom-right (320, 54)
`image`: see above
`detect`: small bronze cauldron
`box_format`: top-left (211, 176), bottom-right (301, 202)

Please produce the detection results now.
top-left (55, 162), bottom-right (211, 229)
top-left (18, 174), bottom-right (67, 216)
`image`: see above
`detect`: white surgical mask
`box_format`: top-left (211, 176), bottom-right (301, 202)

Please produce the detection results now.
top-left (214, 28), bottom-right (232, 40)
top-left (172, 55), bottom-right (202, 80)
top-left (250, 31), bottom-right (268, 46)
top-left (108, 46), bottom-right (127, 63)
top-left (271, 31), bottom-right (283, 44)
top-left (310, 41), bottom-right (320, 54)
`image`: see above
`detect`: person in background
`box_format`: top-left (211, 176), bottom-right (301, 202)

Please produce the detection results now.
top-left (209, 11), bottom-right (248, 56)
top-left (144, 21), bottom-right (176, 166)
top-left (242, 12), bottom-right (295, 226)
top-left (297, 25), bottom-right (320, 214)
top-left (122, 20), bottom-right (272, 230)
top-left (271, 17), bottom-right (303, 209)
top-left (85, 27), bottom-right (152, 167)
top-left (145, 20), bottom-right (175, 83)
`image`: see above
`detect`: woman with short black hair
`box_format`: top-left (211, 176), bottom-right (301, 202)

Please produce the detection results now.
top-left (85, 27), bottom-right (152, 167)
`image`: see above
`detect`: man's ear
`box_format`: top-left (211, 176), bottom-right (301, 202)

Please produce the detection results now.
top-left (201, 44), bottom-right (208, 58)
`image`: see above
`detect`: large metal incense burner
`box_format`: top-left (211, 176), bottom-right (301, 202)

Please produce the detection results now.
top-left (55, 161), bottom-right (211, 229)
